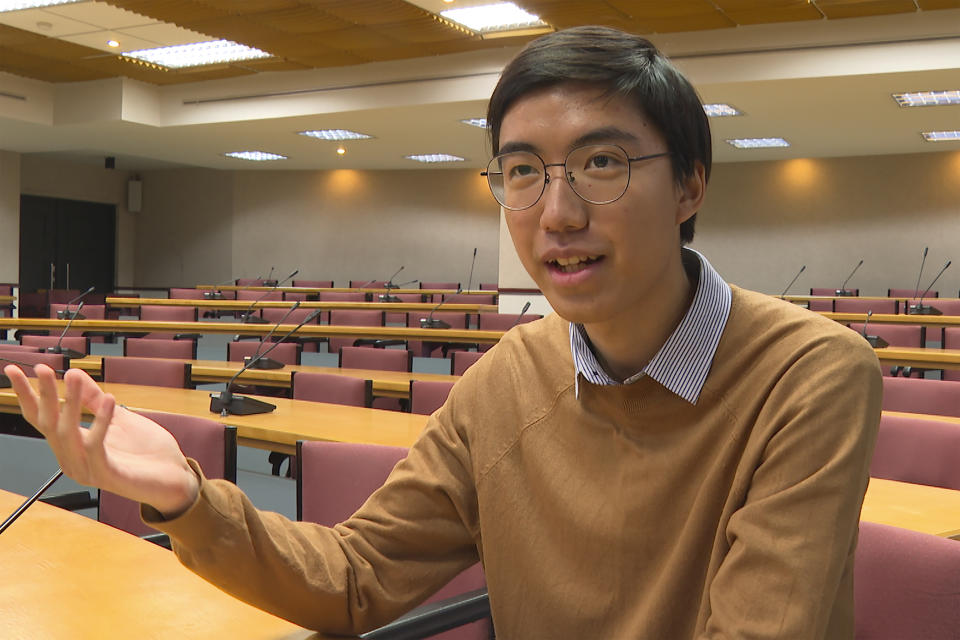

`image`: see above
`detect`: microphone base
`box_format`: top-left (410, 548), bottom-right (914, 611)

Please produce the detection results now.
top-left (908, 304), bottom-right (942, 315)
top-left (379, 294), bottom-right (401, 302)
top-left (865, 335), bottom-right (889, 348)
top-left (262, 280), bottom-right (278, 287)
top-left (209, 393), bottom-right (276, 416)
top-left (242, 315), bottom-right (269, 324)
top-left (834, 290), bottom-right (856, 297)
top-left (420, 319), bottom-right (451, 329)
top-left (203, 291), bottom-right (224, 300)
top-left (242, 356), bottom-right (285, 370)
top-left (45, 347), bottom-right (85, 359)
top-left (56, 311), bottom-right (85, 320)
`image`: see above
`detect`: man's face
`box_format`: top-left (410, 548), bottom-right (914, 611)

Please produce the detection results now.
top-left (500, 83), bottom-right (703, 329)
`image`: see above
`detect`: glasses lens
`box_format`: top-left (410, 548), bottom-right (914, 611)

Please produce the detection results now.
top-left (565, 145), bottom-right (631, 204)
top-left (486, 151), bottom-right (544, 210)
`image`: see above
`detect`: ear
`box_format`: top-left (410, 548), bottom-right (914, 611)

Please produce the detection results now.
top-left (674, 161), bottom-right (706, 225)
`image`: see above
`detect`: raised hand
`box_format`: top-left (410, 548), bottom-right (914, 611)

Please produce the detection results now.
top-left (3, 364), bottom-right (199, 518)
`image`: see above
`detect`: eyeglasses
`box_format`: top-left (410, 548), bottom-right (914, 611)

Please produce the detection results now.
top-left (482, 144), bottom-right (671, 211)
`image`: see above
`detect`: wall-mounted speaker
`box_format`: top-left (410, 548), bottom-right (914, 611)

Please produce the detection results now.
top-left (128, 179), bottom-right (142, 213)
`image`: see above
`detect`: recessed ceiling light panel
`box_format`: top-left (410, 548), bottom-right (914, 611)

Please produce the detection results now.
top-left (922, 131), bottom-right (960, 142)
top-left (298, 129), bottom-right (372, 141)
top-left (440, 2), bottom-right (545, 33)
top-left (703, 104), bottom-right (742, 117)
top-left (224, 151), bottom-right (287, 161)
top-left (726, 138), bottom-right (790, 149)
top-left (893, 91), bottom-right (960, 107)
top-left (460, 118), bottom-right (489, 129)
top-left (0, 0), bottom-right (81, 11)
top-left (122, 40), bottom-right (270, 69)
top-left (405, 153), bottom-right (465, 163)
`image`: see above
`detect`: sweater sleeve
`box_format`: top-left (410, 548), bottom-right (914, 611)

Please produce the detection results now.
top-left (143, 409), bottom-right (482, 635)
top-left (699, 331), bottom-right (882, 639)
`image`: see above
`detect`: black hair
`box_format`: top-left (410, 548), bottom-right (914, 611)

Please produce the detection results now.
top-left (487, 26), bottom-right (711, 244)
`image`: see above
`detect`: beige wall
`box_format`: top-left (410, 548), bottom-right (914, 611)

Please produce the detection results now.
top-left (19, 156), bottom-right (136, 286)
top-left (694, 150), bottom-right (960, 297)
top-left (0, 151), bottom-right (19, 283)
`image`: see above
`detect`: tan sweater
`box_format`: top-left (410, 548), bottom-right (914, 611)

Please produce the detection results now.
top-left (149, 285), bottom-right (882, 638)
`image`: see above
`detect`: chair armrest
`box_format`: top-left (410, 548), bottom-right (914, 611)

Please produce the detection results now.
top-left (360, 588), bottom-right (490, 640)
top-left (39, 490), bottom-right (98, 511)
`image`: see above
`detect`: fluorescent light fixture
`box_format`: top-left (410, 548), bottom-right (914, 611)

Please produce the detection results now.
top-left (122, 40), bottom-right (270, 69)
top-left (922, 131), bottom-right (960, 142)
top-left (726, 138), bottom-right (790, 149)
top-left (440, 2), bottom-right (545, 33)
top-left (703, 104), bottom-right (741, 117)
top-left (298, 129), bottom-right (372, 141)
top-left (0, 0), bottom-right (81, 11)
top-left (405, 153), bottom-right (465, 163)
top-left (224, 151), bottom-right (287, 161)
top-left (460, 118), bottom-right (489, 129)
top-left (107, 40), bottom-right (120, 48)
top-left (893, 91), bottom-right (960, 107)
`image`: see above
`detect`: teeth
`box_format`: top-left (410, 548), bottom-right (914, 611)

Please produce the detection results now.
top-left (554, 255), bottom-right (597, 266)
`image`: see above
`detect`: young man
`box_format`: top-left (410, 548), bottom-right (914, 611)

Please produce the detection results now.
top-left (4, 26), bottom-right (881, 638)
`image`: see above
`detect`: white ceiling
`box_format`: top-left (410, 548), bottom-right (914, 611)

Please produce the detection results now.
top-left (0, 7), bottom-right (958, 172)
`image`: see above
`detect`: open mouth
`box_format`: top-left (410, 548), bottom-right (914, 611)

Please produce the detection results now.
top-left (548, 255), bottom-right (603, 274)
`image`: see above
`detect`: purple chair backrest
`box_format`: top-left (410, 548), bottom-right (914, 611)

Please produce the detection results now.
top-left (102, 356), bottom-right (191, 388)
top-left (21, 335), bottom-right (90, 355)
top-left (328, 309), bottom-right (384, 354)
top-left (928, 299), bottom-right (960, 316)
top-left (292, 372), bottom-right (372, 407)
top-left (168, 288), bottom-right (206, 300)
top-left (139, 304), bottom-right (199, 339)
top-left (49, 303), bottom-right (105, 319)
top-left (227, 340), bottom-right (301, 365)
top-left (296, 441), bottom-right (490, 640)
top-left (888, 288), bottom-right (938, 298)
top-left (942, 327), bottom-right (960, 381)
top-left (339, 346), bottom-right (411, 372)
top-left (479, 283), bottom-right (498, 290)
top-left (870, 414), bottom-right (960, 490)
top-left (410, 380), bottom-right (456, 415)
top-left (808, 298), bottom-right (834, 312)
top-left (293, 280), bottom-right (333, 288)
top-left (0, 344), bottom-right (41, 352)
top-left (451, 351), bottom-right (483, 376)
top-left (100, 410), bottom-right (236, 537)
top-left (848, 324), bottom-right (924, 348)
top-left (854, 521), bottom-right (960, 640)
top-left (881, 377), bottom-right (960, 417)
top-left (442, 294), bottom-right (496, 305)
top-left (123, 337), bottom-right (197, 360)
top-left (237, 290), bottom-right (283, 301)
top-left (0, 350), bottom-right (67, 377)
top-left (835, 298), bottom-right (899, 315)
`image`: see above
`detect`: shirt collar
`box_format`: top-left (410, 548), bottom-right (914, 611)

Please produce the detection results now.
top-left (569, 248), bottom-right (732, 404)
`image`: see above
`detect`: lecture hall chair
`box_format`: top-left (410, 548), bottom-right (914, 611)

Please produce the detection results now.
top-left (420, 282), bottom-right (460, 303)
top-left (101, 356), bottom-right (192, 389)
top-left (888, 287), bottom-right (938, 312)
top-left (847, 323), bottom-right (924, 377)
top-left (123, 337), bottom-right (197, 360)
top-left (0, 350), bottom-right (67, 378)
top-left (407, 312), bottom-right (471, 358)
top-left (880, 376), bottom-right (960, 417)
top-left (20, 335), bottom-right (90, 356)
top-left (296, 440), bottom-right (491, 640)
top-left (291, 371), bottom-right (373, 408)
top-left (328, 309), bottom-right (385, 355)
top-left (834, 298), bottom-right (899, 315)
top-left (49, 303), bottom-right (107, 342)
top-left (451, 351), bottom-right (483, 376)
top-left (316, 291), bottom-right (369, 324)
top-left (379, 292), bottom-right (427, 325)
top-left (139, 304), bottom-right (200, 340)
top-left (339, 345), bottom-right (412, 411)
top-left (477, 312), bottom-right (542, 352)
top-left (854, 522), bottom-right (960, 640)
top-left (869, 413), bottom-right (960, 491)
top-left (409, 380), bottom-right (456, 416)
top-left (941, 326), bottom-right (960, 381)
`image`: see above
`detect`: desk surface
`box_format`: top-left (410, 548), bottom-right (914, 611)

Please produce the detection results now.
top-left (0, 489), bottom-right (320, 639)
top-left (820, 311), bottom-right (960, 327)
top-left (71, 356), bottom-right (460, 397)
top-left (0, 381), bottom-right (430, 454)
top-left (862, 477), bottom-right (960, 539)
top-left (0, 317), bottom-right (504, 344)
top-left (874, 346), bottom-right (960, 369)
top-left (198, 285), bottom-right (495, 295)
top-left (107, 297), bottom-right (499, 313)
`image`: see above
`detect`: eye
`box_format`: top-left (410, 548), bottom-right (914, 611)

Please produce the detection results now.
top-left (508, 163), bottom-right (539, 178)
top-left (585, 152), bottom-right (623, 171)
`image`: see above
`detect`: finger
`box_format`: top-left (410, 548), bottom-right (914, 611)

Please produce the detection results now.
top-left (88, 392), bottom-right (115, 457)
top-left (3, 365), bottom-right (40, 425)
top-left (34, 365), bottom-right (62, 437)
top-left (59, 370), bottom-right (85, 447)
top-left (71, 368), bottom-right (108, 414)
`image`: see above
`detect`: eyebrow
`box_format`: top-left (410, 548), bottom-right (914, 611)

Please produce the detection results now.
top-left (498, 126), bottom-right (643, 156)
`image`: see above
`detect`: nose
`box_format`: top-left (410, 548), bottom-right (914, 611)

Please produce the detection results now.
top-left (538, 165), bottom-right (588, 232)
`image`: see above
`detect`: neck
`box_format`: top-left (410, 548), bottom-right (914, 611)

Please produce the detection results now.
top-left (582, 250), bottom-right (695, 381)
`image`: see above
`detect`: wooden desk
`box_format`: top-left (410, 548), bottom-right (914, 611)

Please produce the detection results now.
top-left (0, 489), bottom-right (319, 639)
top-left (861, 478), bottom-right (960, 539)
top-left (0, 318), bottom-right (504, 345)
top-left (874, 346), bottom-right (960, 370)
top-left (819, 311), bottom-right (960, 327)
top-left (0, 381), bottom-right (430, 455)
top-left (198, 285), bottom-right (495, 296)
top-left (71, 356), bottom-right (460, 398)
top-left (107, 297), bottom-right (499, 313)
top-left (0, 295), bottom-right (14, 305)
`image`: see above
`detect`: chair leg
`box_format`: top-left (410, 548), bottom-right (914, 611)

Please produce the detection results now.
top-left (268, 451), bottom-right (288, 476)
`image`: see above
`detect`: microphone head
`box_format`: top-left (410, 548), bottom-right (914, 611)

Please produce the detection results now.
top-left (799, 265), bottom-right (806, 272)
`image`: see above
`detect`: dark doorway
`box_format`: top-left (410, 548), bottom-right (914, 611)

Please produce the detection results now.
top-left (19, 195), bottom-right (116, 293)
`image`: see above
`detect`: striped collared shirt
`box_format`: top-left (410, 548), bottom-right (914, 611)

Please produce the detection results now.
top-left (569, 248), bottom-right (732, 404)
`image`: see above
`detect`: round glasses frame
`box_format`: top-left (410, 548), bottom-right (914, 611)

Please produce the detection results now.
top-left (481, 144), bottom-right (672, 211)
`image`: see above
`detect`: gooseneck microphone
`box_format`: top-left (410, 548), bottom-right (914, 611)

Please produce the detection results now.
top-left (56, 286), bottom-right (94, 319)
top-left (210, 308), bottom-right (322, 416)
top-left (421, 287), bottom-right (462, 329)
top-left (836, 260), bottom-right (862, 296)
top-left (204, 277), bottom-right (234, 300)
top-left (912, 247), bottom-right (928, 301)
top-left (239, 269), bottom-right (298, 324)
top-left (262, 266), bottom-right (277, 287)
top-left (47, 301), bottom-right (87, 359)
top-left (909, 260), bottom-right (951, 315)
top-left (0, 355), bottom-right (69, 388)
top-left (384, 266), bottom-right (404, 290)
top-left (243, 302), bottom-right (301, 370)
top-left (512, 301), bottom-right (532, 327)
top-left (466, 247), bottom-right (478, 292)
top-left (779, 265), bottom-right (806, 299)
top-left (0, 468), bottom-right (63, 535)
top-left (860, 311), bottom-right (889, 349)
